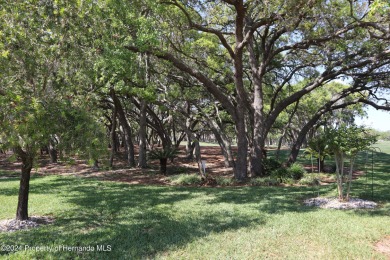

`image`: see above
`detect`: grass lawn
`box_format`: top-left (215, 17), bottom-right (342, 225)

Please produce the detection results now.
top-left (1, 142), bottom-right (390, 259)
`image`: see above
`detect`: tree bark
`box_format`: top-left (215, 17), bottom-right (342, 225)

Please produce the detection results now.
top-left (346, 158), bottom-right (355, 201)
top-left (15, 147), bottom-right (34, 221)
top-left (194, 140), bottom-right (205, 178)
top-left (287, 94), bottom-right (359, 165)
top-left (131, 97), bottom-right (172, 149)
top-left (276, 102), bottom-right (299, 160)
top-left (232, 1), bottom-right (249, 180)
top-left (248, 34), bottom-right (266, 177)
top-left (48, 137), bottom-right (57, 163)
top-left (235, 112), bottom-right (248, 180)
top-left (109, 104), bottom-right (117, 168)
top-left (185, 116), bottom-right (194, 159)
top-left (186, 135), bottom-right (193, 159)
top-left (159, 158), bottom-right (167, 174)
top-left (209, 123), bottom-right (235, 168)
top-left (111, 90), bottom-right (136, 167)
top-left (138, 99), bottom-right (147, 168)
top-left (335, 152), bottom-right (344, 201)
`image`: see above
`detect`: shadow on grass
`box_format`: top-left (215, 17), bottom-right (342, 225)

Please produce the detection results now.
top-left (0, 170), bottom-right (19, 179)
top-left (201, 185), bottom-right (335, 214)
top-left (353, 151), bottom-right (390, 202)
top-left (0, 178), bottom-right (269, 259)
top-left (0, 176), bottom-right (329, 258)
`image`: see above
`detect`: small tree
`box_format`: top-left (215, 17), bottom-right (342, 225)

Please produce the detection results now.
top-left (326, 125), bottom-right (377, 201)
top-left (148, 147), bottom-right (178, 174)
top-left (0, 95), bottom-right (107, 220)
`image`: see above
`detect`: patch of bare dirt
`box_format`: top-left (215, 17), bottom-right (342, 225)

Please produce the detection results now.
top-left (375, 236), bottom-right (390, 259)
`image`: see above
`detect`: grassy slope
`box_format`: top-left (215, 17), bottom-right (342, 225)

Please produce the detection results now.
top-left (0, 142), bottom-right (390, 259)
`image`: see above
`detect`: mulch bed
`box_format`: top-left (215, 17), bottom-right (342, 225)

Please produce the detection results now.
top-left (304, 197), bottom-right (377, 209)
top-left (0, 216), bottom-right (54, 233)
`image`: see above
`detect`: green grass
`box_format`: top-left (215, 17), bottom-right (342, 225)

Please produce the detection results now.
top-left (374, 140), bottom-right (390, 154)
top-left (1, 142), bottom-right (390, 259)
top-left (167, 174), bottom-right (202, 185)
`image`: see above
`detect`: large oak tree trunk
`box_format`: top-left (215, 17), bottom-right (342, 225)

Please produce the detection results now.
top-left (250, 84), bottom-right (267, 177)
top-left (248, 35), bottom-right (267, 177)
top-left (231, 1), bottom-right (249, 181)
top-left (234, 112), bottom-right (248, 180)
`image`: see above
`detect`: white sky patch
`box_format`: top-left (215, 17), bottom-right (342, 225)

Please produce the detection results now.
top-left (355, 106), bottom-right (390, 131)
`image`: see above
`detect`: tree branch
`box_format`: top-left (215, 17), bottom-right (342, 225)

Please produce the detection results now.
top-left (358, 98), bottom-right (390, 111)
top-left (125, 45), bottom-right (237, 121)
top-left (166, 0), bottom-right (236, 59)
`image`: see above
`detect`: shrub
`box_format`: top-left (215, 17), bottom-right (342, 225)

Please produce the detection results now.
top-left (250, 177), bottom-right (280, 186)
top-left (283, 178), bottom-right (296, 185)
top-left (215, 176), bottom-right (234, 186)
top-left (271, 167), bottom-right (289, 182)
top-left (298, 174), bottom-right (320, 186)
top-left (168, 174), bottom-right (202, 185)
top-left (288, 163), bottom-right (306, 180)
top-left (262, 158), bottom-right (282, 175)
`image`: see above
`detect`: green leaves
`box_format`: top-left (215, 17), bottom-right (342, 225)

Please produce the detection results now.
top-left (326, 124), bottom-right (378, 156)
top-left (369, 0), bottom-right (390, 16)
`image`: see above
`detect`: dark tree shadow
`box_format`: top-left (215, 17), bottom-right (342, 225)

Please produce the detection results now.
top-left (0, 178), bottom-right (267, 259)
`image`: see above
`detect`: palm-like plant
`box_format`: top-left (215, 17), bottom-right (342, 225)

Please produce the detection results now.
top-left (148, 147), bottom-right (178, 174)
top-left (304, 135), bottom-right (331, 173)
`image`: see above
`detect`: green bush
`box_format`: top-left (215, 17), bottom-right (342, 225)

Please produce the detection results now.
top-left (271, 167), bottom-right (289, 182)
top-left (298, 174), bottom-right (320, 186)
top-left (215, 176), bottom-right (234, 186)
top-left (250, 177), bottom-right (280, 186)
top-left (262, 158), bottom-right (282, 175)
top-left (168, 174), bottom-right (202, 185)
top-left (283, 178), bottom-right (296, 185)
top-left (288, 163), bottom-right (306, 180)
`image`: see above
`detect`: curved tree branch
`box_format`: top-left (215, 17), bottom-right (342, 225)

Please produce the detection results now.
top-left (125, 45), bottom-right (237, 121)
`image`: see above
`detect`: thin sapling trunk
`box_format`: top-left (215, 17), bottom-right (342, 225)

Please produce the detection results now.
top-left (15, 149), bottom-right (34, 221)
